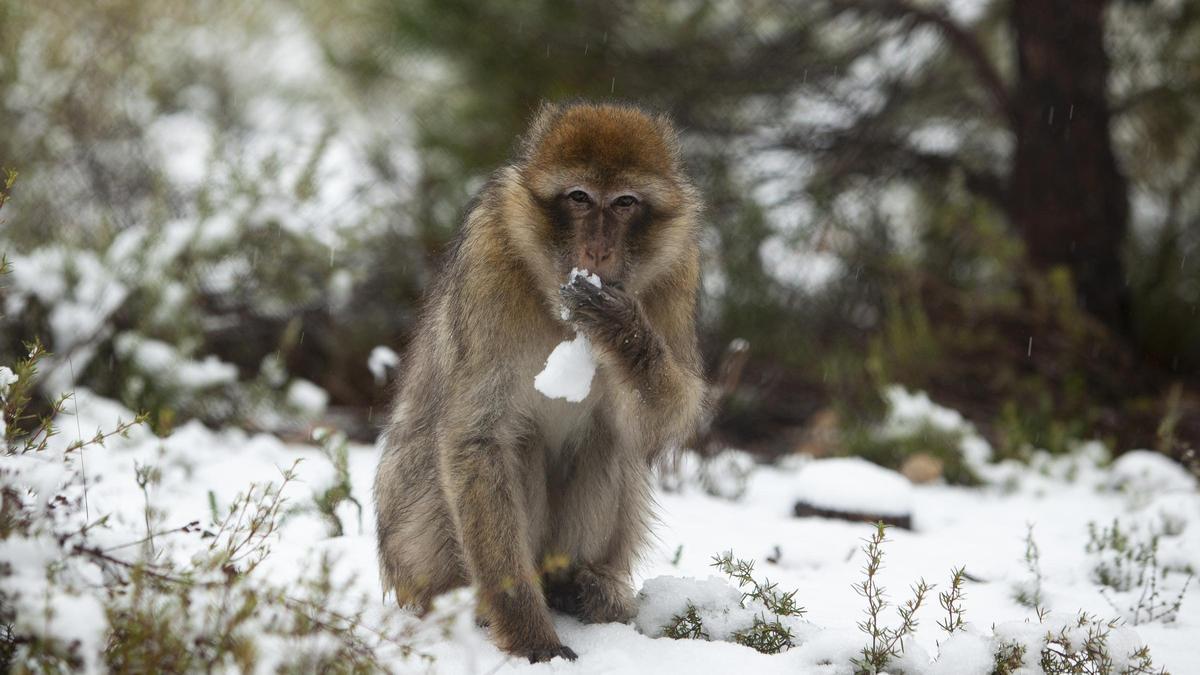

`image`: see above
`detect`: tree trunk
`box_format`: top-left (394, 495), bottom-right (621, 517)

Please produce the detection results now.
top-left (1009, 0), bottom-right (1130, 334)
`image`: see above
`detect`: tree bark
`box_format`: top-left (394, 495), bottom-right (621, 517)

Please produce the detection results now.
top-left (1010, 0), bottom-right (1131, 333)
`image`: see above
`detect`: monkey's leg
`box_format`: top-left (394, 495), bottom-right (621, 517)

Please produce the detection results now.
top-left (444, 438), bottom-right (576, 663)
top-left (548, 464), bottom-right (647, 624)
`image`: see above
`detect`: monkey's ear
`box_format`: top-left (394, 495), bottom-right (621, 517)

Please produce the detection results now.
top-left (652, 112), bottom-right (684, 169)
top-left (519, 101), bottom-right (564, 163)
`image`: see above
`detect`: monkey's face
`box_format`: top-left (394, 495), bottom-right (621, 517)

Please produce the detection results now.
top-left (549, 185), bottom-right (647, 284)
top-left (517, 104), bottom-right (700, 294)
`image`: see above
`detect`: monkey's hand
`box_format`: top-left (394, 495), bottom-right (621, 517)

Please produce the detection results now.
top-left (560, 276), bottom-right (660, 377)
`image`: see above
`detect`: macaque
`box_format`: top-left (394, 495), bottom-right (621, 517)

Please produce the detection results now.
top-left (373, 101), bottom-right (706, 662)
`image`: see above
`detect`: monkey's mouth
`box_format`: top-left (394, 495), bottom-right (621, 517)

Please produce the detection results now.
top-left (562, 259), bottom-right (625, 288)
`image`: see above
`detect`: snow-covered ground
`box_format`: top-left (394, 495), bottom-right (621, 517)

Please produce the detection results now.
top-left (3, 389), bottom-right (1198, 674)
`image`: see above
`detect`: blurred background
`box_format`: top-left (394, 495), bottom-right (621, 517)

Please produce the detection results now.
top-left (1, 0), bottom-right (1197, 480)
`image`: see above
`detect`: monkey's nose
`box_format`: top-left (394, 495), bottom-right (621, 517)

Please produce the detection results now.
top-left (579, 247), bottom-right (612, 270)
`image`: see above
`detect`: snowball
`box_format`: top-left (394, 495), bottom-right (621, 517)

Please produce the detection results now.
top-left (1108, 450), bottom-right (1197, 495)
top-left (793, 457), bottom-right (914, 517)
top-left (533, 334), bottom-right (596, 403)
top-left (367, 345), bottom-right (401, 383)
top-left (535, 268), bottom-right (602, 403)
top-left (634, 575), bottom-right (758, 641)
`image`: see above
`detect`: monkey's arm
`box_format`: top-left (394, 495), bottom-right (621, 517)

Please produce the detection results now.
top-left (561, 277), bottom-right (706, 450)
top-left (438, 386), bottom-right (576, 663)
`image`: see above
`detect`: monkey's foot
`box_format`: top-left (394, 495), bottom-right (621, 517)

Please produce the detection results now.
top-left (523, 644), bottom-right (578, 663)
top-left (550, 567), bottom-right (636, 624)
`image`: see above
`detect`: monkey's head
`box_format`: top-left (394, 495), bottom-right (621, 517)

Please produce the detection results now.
top-left (509, 102), bottom-right (701, 297)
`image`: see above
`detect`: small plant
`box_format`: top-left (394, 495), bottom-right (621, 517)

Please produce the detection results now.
top-left (937, 566), bottom-right (968, 636)
top-left (1087, 519), bottom-right (1193, 625)
top-left (0, 346), bottom-right (428, 671)
top-left (310, 427), bottom-right (364, 537)
top-left (1038, 612), bottom-right (1164, 675)
top-left (710, 550), bottom-right (805, 654)
top-left (841, 421), bottom-right (981, 486)
top-left (992, 640), bottom-right (1027, 675)
top-left (852, 522), bottom-right (933, 674)
top-left (663, 604), bottom-right (708, 641)
top-left (1015, 523), bottom-right (1044, 608)
top-left (0, 168), bottom-right (15, 211)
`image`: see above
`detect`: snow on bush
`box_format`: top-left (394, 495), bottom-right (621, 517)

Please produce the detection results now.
top-left (115, 332), bottom-right (239, 391)
top-left (0, 352), bottom-right (433, 672)
top-left (923, 632), bottom-right (993, 675)
top-left (1107, 449), bottom-right (1198, 499)
top-left (287, 378), bottom-right (330, 416)
top-left (635, 575), bottom-right (760, 641)
top-left (882, 385), bottom-right (993, 471)
top-left (659, 448), bottom-right (757, 500)
top-left (0, 0), bottom-right (418, 433)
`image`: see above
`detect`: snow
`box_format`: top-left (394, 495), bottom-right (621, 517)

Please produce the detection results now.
top-left (367, 345), bottom-right (401, 383)
top-left (635, 576), bottom-right (759, 641)
top-left (534, 335), bottom-right (597, 403)
top-left (880, 385), bottom-right (994, 471)
top-left (114, 332), bottom-right (239, 390)
top-left (793, 457), bottom-right (914, 518)
top-left (534, 268), bottom-right (602, 402)
top-left (0, 366), bottom-right (16, 399)
top-left (286, 378), bottom-right (329, 415)
top-left (2, 387), bottom-right (1199, 673)
top-left (759, 236), bottom-right (843, 292)
top-left (1107, 449), bottom-right (1198, 496)
top-left (923, 632), bottom-right (993, 675)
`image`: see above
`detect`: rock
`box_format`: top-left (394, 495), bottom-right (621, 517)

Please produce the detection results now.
top-left (794, 407), bottom-right (840, 457)
top-left (901, 452), bottom-right (944, 484)
top-left (791, 457), bottom-right (914, 530)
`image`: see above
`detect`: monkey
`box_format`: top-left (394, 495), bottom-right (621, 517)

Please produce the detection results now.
top-left (373, 101), bottom-right (706, 663)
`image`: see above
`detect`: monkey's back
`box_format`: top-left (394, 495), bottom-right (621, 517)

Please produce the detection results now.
top-left (371, 190), bottom-right (568, 608)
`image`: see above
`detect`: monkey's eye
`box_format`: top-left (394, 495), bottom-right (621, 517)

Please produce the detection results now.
top-left (567, 190), bottom-right (591, 204)
top-left (612, 195), bottom-right (638, 208)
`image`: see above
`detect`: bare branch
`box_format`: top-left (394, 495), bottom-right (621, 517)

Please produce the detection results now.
top-left (830, 0), bottom-right (1013, 124)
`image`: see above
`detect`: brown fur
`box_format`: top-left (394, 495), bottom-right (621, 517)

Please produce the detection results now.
top-left (373, 101), bottom-right (707, 663)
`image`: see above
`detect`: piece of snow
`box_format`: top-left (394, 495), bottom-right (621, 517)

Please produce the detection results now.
top-left (927, 632), bottom-right (994, 675)
top-left (535, 269), bottom-right (602, 402)
top-left (286, 378), bottom-right (329, 415)
top-left (569, 267), bottom-right (602, 288)
top-left (367, 346), bottom-right (401, 384)
top-left (114, 333), bottom-right (238, 390)
top-left (793, 457), bottom-right (913, 517)
top-left (634, 575), bottom-right (758, 641)
top-left (881, 385), bottom-right (994, 469)
top-left (882, 385), bottom-right (974, 437)
top-left (759, 236), bottom-right (843, 292)
top-left (533, 334), bottom-right (596, 403)
top-left (0, 366), bottom-right (17, 399)
top-left (175, 355), bottom-right (239, 389)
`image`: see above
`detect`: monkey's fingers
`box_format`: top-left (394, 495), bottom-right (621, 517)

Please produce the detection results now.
top-left (526, 644), bottom-right (578, 663)
top-left (559, 281), bottom-right (607, 315)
